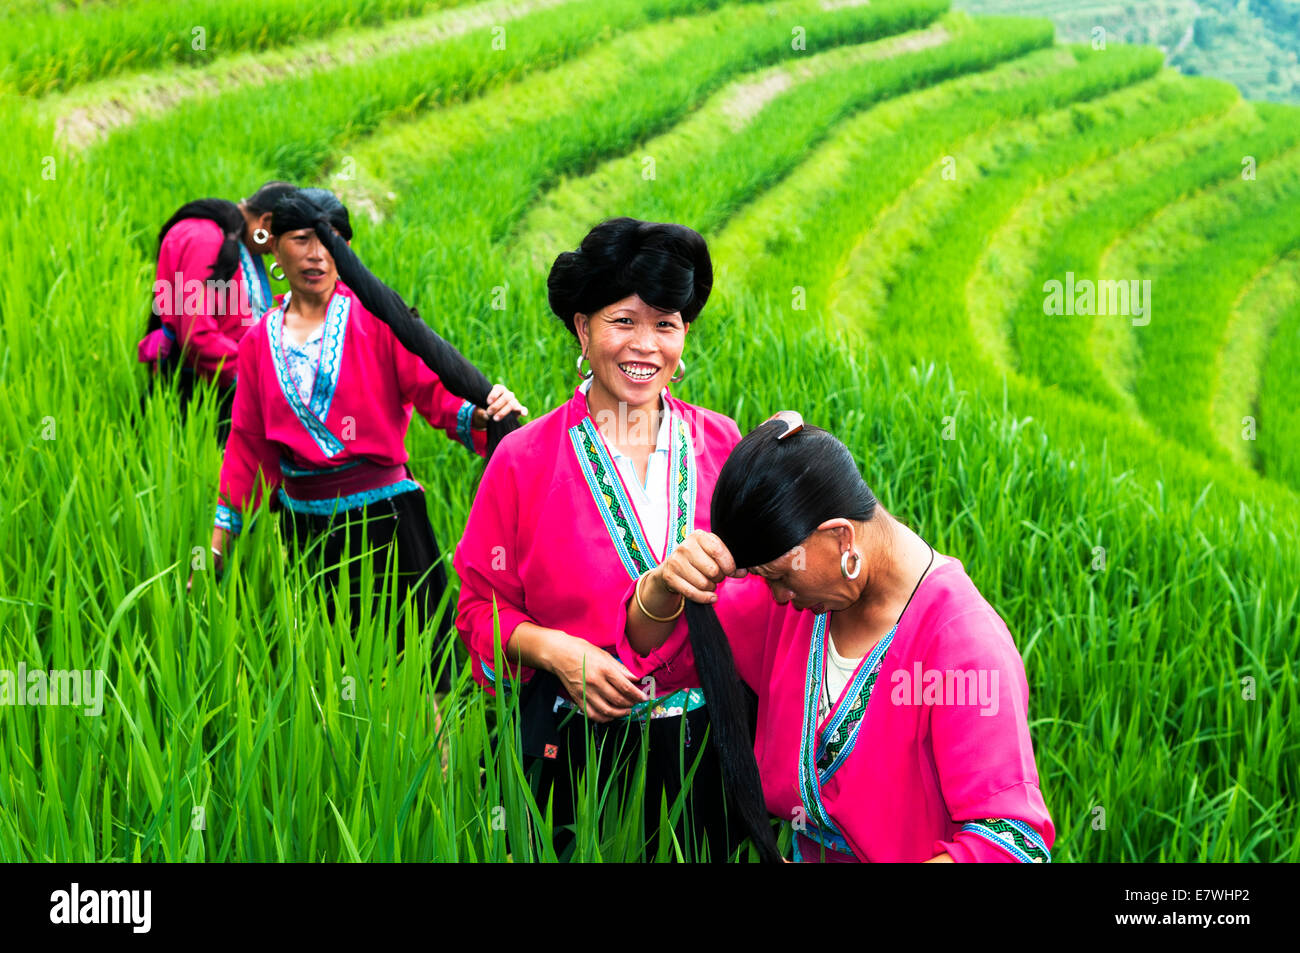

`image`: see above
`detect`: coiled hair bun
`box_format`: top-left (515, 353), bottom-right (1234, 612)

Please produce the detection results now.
top-left (271, 187), bottom-right (353, 242)
top-left (547, 217), bottom-right (713, 337)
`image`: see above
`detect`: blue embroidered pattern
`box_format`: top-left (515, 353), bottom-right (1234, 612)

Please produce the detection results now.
top-left (795, 614), bottom-right (896, 851)
top-left (567, 411), bottom-right (695, 581)
top-left (279, 458), bottom-right (360, 479)
top-left (266, 290), bottom-right (349, 457)
top-left (456, 400), bottom-right (476, 452)
top-left (237, 242), bottom-right (271, 322)
top-left (960, 818), bottom-right (1051, 863)
top-left (214, 503), bottom-right (243, 534)
top-left (277, 478), bottom-right (420, 516)
top-left (792, 822), bottom-right (854, 861)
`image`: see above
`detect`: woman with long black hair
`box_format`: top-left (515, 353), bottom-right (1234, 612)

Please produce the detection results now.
top-left (453, 217), bottom-right (771, 860)
top-left (623, 414), bottom-right (1056, 862)
top-left (138, 181), bottom-right (296, 434)
top-left (210, 188), bottom-right (526, 685)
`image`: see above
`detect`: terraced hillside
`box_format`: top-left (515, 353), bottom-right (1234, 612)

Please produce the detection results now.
top-left (1, 0), bottom-right (1296, 862)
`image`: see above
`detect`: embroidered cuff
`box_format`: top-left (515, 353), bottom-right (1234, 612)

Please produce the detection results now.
top-left (456, 400), bottom-right (476, 452)
top-left (214, 503), bottom-right (243, 535)
top-left (959, 818), bottom-right (1051, 863)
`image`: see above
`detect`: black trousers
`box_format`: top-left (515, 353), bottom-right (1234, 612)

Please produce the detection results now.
top-left (518, 671), bottom-right (749, 861)
top-left (281, 487), bottom-right (455, 690)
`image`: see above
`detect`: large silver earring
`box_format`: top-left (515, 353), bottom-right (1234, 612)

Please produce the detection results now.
top-left (253, 227), bottom-right (269, 245)
top-left (576, 352), bottom-right (592, 380)
top-left (270, 261), bottom-right (286, 281)
top-left (840, 550), bottom-right (861, 580)
top-left (670, 358), bottom-right (686, 383)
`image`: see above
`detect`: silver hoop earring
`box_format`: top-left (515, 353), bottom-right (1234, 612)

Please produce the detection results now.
top-left (840, 550), bottom-right (861, 580)
top-left (252, 227), bottom-right (269, 245)
top-left (576, 352), bottom-right (592, 380)
top-left (670, 358), bottom-right (686, 383)
top-left (270, 262), bottom-right (286, 281)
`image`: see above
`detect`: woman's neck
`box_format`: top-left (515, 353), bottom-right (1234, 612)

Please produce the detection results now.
top-left (838, 515), bottom-right (936, 636)
top-left (585, 378), bottom-right (661, 452)
top-left (287, 285), bottom-right (332, 321)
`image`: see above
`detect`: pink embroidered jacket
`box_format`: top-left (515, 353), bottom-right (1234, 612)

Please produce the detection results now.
top-left (149, 218), bottom-right (272, 388)
top-left (618, 559), bottom-right (1056, 863)
top-left (215, 281), bottom-right (486, 533)
top-left (453, 385), bottom-right (742, 694)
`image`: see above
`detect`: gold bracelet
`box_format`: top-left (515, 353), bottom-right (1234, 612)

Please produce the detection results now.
top-left (635, 571), bottom-right (685, 623)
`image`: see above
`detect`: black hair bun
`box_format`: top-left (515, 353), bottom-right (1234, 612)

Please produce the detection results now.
top-left (271, 187), bottom-right (353, 242)
top-left (547, 217), bottom-right (712, 337)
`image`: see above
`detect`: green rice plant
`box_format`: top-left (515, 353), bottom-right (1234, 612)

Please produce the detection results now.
top-left (512, 11), bottom-right (1055, 270)
top-left (1126, 149), bottom-right (1300, 463)
top-left (3, 2), bottom-right (1299, 863)
top-left (968, 80), bottom-right (1245, 387)
top-left (4, 0), bottom-right (479, 95)
top-left (1250, 252), bottom-right (1300, 487)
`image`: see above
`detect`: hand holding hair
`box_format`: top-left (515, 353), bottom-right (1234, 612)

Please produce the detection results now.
top-left (651, 530), bottom-right (748, 610)
top-left (308, 216), bottom-right (521, 455)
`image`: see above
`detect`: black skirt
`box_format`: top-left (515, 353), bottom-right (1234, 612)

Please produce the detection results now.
top-left (280, 486), bottom-right (455, 691)
top-left (517, 670), bottom-right (751, 862)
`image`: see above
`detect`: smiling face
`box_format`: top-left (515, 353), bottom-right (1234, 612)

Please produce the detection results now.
top-left (575, 293), bottom-right (687, 408)
top-left (271, 227), bottom-right (338, 297)
top-left (749, 522), bottom-right (863, 614)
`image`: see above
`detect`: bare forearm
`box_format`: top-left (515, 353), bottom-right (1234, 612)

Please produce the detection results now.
top-left (504, 621), bottom-right (572, 675)
top-left (625, 567), bottom-right (682, 657)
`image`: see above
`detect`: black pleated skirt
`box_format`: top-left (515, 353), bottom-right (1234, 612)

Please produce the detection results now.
top-left (517, 671), bottom-right (752, 862)
top-left (280, 486), bottom-right (455, 691)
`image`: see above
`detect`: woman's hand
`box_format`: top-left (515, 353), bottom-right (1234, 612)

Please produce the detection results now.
top-left (188, 527), bottom-right (229, 592)
top-left (472, 383), bottom-right (527, 428)
top-left (651, 530), bottom-right (748, 608)
top-left (549, 633), bottom-right (647, 723)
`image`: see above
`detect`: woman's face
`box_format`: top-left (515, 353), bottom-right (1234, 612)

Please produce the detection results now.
top-left (271, 228), bottom-right (338, 296)
top-left (575, 294), bottom-right (687, 407)
top-left (749, 522), bottom-right (861, 614)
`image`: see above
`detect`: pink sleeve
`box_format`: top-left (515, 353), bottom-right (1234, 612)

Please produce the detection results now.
top-left (452, 442), bottom-right (534, 691)
top-left (388, 322), bottom-right (488, 458)
top-left (925, 605), bottom-right (1055, 863)
top-left (616, 573), bottom-right (776, 691)
top-left (215, 339), bottom-right (281, 534)
top-left (169, 222), bottom-right (241, 388)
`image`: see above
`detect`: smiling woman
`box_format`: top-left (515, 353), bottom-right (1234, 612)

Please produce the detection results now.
top-left (453, 217), bottom-right (772, 859)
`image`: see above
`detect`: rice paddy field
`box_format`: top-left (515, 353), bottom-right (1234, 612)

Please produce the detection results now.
top-left (2, 0), bottom-right (1297, 862)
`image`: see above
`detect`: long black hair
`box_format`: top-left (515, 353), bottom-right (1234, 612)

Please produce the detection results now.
top-left (686, 420), bottom-right (879, 863)
top-left (279, 187), bottom-right (521, 457)
top-left (145, 180), bottom-right (295, 335)
top-left (547, 217), bottom-right (712, 335)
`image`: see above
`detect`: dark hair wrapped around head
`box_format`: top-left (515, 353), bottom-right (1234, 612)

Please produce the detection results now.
top-left (684, 420), bottom-right (878, 864)
top-left (547, 217), bottom-right (712, 336)
top-left (277, 187), bottom-right (519, 456)
top-left (712, 422), bottom-right (879, 568)
top-left (271, 187), bottom-right (352, 241)
top-left (244, 180), bottom-right (296, 216)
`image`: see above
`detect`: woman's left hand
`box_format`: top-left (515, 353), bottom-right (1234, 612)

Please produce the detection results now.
top-left (472, 383), bottom-right (528, 428)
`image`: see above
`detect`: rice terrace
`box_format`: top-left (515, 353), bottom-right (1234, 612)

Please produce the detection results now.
top-left (1, 0), bottom-right (1297, 866)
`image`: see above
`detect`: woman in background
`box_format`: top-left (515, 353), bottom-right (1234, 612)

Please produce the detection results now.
top-left (211, 188), bottom-right (525, 686)
top-left (139, 181), bottom-right (296, 436)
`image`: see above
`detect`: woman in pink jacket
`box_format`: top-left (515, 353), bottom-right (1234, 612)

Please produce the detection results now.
top-left (623, 414), bottom-right (1056, 863)
top-left (138, 181), bottom-right (296, 437)
top-left (211, 188), bottom-right (525, 687)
